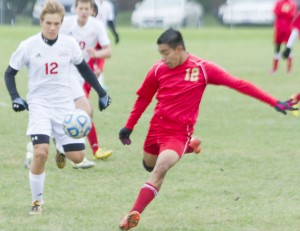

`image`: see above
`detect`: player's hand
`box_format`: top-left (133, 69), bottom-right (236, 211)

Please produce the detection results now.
top-left (12, 97), bottom-right (28, 112)
top-left (87, 48), bottom-right (95, 58)
top-left (98, 94), bottom-right (111, 111)
top-left (282, 48), bottom-right (291, 59)
top-left (274, 100), bottom-right (298, 115)
top-left (119, 127), bottom-right (132, 145)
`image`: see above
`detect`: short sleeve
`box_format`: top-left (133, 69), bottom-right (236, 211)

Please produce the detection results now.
top-left (106, 1), bottom-right (114, 21)
top-left (9, 41), bottom-right (28, 71)
top-left (97, 21), bottom-right (110, 46)
top-left (70, 38), bottom-right (83, 65)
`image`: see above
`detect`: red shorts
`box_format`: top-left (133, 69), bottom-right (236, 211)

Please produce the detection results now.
top-left (84, 58), bottom-right (106, 98)
top-left (274, 29), bottom-right (292, 44)
top-left (143, 116), bottom-right (194, 158)
top-left (88, 58), bottom-right (105, 72)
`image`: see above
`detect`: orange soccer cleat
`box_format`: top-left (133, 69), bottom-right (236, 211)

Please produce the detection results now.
top-left (119, 211), bottom-right (140, 230)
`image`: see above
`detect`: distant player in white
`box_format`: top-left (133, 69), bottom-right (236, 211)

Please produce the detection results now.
top-left (95, 0), bottom-right (120, 44)
top-left (4, 0), bottom-right (111, 215)
top-left (59, 0), bottom-right (112, 169)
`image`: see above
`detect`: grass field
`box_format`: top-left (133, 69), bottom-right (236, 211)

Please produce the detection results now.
top-left (0, 25), bottom-right (300, 231)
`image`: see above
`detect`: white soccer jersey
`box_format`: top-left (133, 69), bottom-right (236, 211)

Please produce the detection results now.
top-left (95, 0), bottom-right (115, 27)
top-left (60, 15), bottom-right (110, 62)
top-left (9, 32), bottom-right (83, 107)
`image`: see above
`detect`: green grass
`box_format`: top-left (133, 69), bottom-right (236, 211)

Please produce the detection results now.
top-left (1, 25), bottom-right (300, 231)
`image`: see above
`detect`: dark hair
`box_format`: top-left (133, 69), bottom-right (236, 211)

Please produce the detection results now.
top-left (92, 2), bottom-right (98, 16)
top-left (157, 28), bottom-right (185, 50)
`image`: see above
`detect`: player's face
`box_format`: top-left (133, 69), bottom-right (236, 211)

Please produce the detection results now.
top-left (76, 2), bottom-right (92, 25)
top-left (40, 13), bottom-right (62, 40)
top-left (158, 44), bottom-right (182, 69)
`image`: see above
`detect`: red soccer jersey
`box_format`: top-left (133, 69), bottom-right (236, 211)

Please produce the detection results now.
top-left (274, 0), bottom-right (297, 32)
top-left (125, 54), bottom-right (278, 130)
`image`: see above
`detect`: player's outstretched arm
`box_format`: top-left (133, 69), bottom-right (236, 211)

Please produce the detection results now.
top-left (75, 60), bottom-right (111, 111)
top-left (4, 66), bottom-right (28, 112)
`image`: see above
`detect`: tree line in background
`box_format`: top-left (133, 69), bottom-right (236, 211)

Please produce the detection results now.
top-left (3, 0), bottom-right (226, 15)
top-left (0, 0), bottom-right (226, 24)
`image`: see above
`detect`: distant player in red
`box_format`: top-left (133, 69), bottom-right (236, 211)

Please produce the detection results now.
top-left (282, 11), bottom-right (300, 59)
top-left (118, 28), bottom-right (296, 230)
top-left (271, 0), bottom-right (297, 73)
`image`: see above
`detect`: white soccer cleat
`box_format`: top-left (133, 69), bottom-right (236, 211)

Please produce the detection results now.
top-left (72, 157), bottom-right (96, 169)
top-left (24, 142), bottom-right (33, 169)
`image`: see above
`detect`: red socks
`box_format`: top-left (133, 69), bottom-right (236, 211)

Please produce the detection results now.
top-left (131, 182), bottom-right (159, 213)
top-left (87, 122), bottom-right (99, 154)
top-left (287, 57), bottom-right (292, 73)
top-left (271, 58), bottom-right (279, 73)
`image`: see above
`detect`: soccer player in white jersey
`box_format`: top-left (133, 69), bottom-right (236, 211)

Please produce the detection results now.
top-left (4, 0), bottom-right (111, 215)
top-left (95, 0), bottom-right (119, 44)
top-left (58, 0), bottom-right (113, 169)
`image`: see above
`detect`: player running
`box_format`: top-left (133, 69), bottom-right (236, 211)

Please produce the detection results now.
top-left (59, 0), bottom-right (113, 169)
top-left (4, 0), bottom-right (110, 215)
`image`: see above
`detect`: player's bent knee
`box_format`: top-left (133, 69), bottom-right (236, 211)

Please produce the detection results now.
top-left (64, 143), bottom-right (85, 163)
top-left (66, 151), bottom-right (85, 163)
top-left (143, 160), bottom-right (154, 172)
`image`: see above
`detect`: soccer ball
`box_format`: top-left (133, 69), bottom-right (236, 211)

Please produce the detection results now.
top-left (62, 109), bottom-right (92, 139)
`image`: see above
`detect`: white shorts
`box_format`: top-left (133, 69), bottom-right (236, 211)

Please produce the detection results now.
top-left (70, 67), bottom-right (85, 100)
top-left (26, 103), bottom-right (85, 147)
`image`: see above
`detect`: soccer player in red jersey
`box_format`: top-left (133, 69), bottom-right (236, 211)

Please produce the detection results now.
top-left (271, 0), bottom-right (297, 73)
top-left (118, 28), bottom-right (296, 230)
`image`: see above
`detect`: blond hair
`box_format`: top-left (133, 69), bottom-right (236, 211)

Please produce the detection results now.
top-left (40, 0), bottom-right (65, 22)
